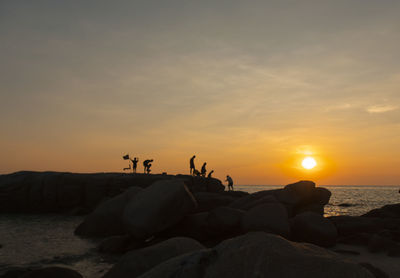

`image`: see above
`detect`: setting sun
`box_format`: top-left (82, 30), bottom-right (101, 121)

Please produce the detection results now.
top-left (302, 157), bottom-right (317, 170)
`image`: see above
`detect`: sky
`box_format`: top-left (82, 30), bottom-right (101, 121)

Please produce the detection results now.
top-left (1, 0), bottom-right (400, 185)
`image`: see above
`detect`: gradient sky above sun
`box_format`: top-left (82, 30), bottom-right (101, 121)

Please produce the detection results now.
top-left (1, 1), bottom-right (400, 185)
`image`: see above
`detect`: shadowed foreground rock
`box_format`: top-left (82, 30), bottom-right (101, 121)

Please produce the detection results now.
top-left (138, 232), bottom-right (374, 278)
top-left (0, 267), bottom-right (83, 278)
top-left (123, 180), bottom-right (198, 239)
top-left (75, 186), bottom-right (143, 237)
top-left (103, 237), bottom-right (205, 278)
top-left (363, 203), bottom-right (400, 219)
top-left (240, 202), bottom-right (290, 238)
top-left (328, 206), bottom-right (400, 256)
top-left (290, 211), bottom-right (338, 247)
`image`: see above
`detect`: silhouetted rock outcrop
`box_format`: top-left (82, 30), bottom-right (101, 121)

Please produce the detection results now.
top-left (290, 211), bottom-right (338, 247)
top-left (240, 203), bottom-right (290, 238)
top-left (159, 212), bottom-right (210, 242)
top-left (74, 179), bottom-right (334, 249)
top-left (0, 171), bottom-right (224, 213)
top-left (229, 181), bottom-right (331, 217)
top-left (75, 186), bottom-right (143, 237)
top-left (206, 206), bottom-right (244, 237)
top-left (329, 216), bottom-right (386, 237)
top-left (138, 232), bottom-right (374, 278)
top-left (192, 192), bottom-right (238, 213)
top-left (328, 204), bottom-right (400, 256)
top-left (123, 180), bottom-right (197, 239)
top-left (363, 203), bottom-right (400, 218)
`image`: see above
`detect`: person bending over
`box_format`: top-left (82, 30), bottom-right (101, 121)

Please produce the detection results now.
top-left (226, 175), bottom-right (234, 191)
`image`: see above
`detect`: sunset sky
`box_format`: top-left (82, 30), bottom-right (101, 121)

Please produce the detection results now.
top-left (1, 1), bottom-right (400, 185)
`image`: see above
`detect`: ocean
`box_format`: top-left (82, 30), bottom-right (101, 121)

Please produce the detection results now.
top-left (1, 185), bottom-right (399, 277)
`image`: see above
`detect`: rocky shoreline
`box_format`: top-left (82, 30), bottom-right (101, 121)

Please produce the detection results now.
top-left (0, 171), bottom-right (223, 213)
top-left (1, 172), bottom-right (399, 277)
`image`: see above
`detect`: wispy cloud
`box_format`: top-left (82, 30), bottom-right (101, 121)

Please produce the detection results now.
top-left (366, 105), bottom-right (398, 114)
top-left (325, 103), bottom-right (355, 112)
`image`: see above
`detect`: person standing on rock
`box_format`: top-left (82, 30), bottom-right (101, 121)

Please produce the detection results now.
top-left (207, 170), bottom-right (214, 178)
top-left (143, 159), bottom-right (153, 174)
top-left (190, 155), bottom-right (196, 175)
top-left (201, 162), bottom-right (207, 177)
top-left (226, 175), bottom-right (234, 191)
top-left (131, 157), bottom-right (139, 173)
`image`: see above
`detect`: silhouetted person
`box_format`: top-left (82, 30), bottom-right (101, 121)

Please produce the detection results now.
top-left (193, 169), bottom-right (201, 176)
top-left (201, 162), bottom-right (207, 177)
top-left (207, 170), bottom-right (214, 178)
top-left (131, 157), bottom-right (139, 173)
top-left (146, 163), bottom-right (152, 174)
top-left (143, 159), bottom-right (153, 174)
top-left (226, 175), bottom-right (234, 191)
top-left (190, 155), bottom-right (196, 175)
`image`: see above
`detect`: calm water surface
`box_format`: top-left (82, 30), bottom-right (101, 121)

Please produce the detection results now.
top-left (0, 214), bottom-right (113, 277)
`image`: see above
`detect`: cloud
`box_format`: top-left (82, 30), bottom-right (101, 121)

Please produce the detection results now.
top-left (366, 105), bottom-right (398, 114)
top-left (325, 103), bottom-right (355, 112)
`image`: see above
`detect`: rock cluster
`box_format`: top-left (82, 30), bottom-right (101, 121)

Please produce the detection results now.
top-left (137, 232), bottom-right (373, 278)
top-left (74, 179), bottom-right (389, 277)
top-left (75, 180), bottom-right (336, 249)
top-left (0, 171), bottom-right (223, 213)
top-left (329, 203), bottom-right (400, 257)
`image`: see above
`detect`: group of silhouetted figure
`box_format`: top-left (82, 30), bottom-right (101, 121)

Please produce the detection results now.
top-left (190, 155), bottom-right (212, 178)
top-left (122, 153), bottom-right (234, 190)
top-left (123, 155), bottom-right (153, 174)
top-left (190, 155), bottom-right (234, 191)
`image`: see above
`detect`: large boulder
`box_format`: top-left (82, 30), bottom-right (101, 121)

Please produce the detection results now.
top-left (161, 207), bottom-right (245, 244)
top-left (159, 212), bottom-right (210, 241)
top-left (276, 181), bottom-right (331, 216)
top-left (123, 180), bottom-right (197, 239)
top-left (206, 206), bottom-right (244, 237)
top-left (229, 191), bottom-right (279, 211)
top-left (228, 181), bottom-right (331, 217)
top-left (240, 203), bottom-right (290, 238)
top-left (290, 212), bottom-right (338, 247)
top-left (192, 192), bottom-right (236, 213)
top-left (276, 180), bottom-right (316, 205)
top-left (329, 216), bottom-right (385, 236)
top-left (75, 186), bottom-right (143, 237)
top-left (103, 237), bottom-right (205, 278)
top-left (138, 232), bottom-right (374, 278)
top-left (98, 235), bottom-right (145, 254)
top-left (363, 203), bottom-right (400, 218)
